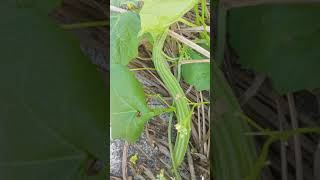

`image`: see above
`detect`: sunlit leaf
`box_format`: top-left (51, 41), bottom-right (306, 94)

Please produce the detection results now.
top-left (110, 64), bottom-right (155, 142)
top-left (111, 12), bottom-right (140, 65)
top-left (181, 48), bottom-right (210, 91)
top-left (140, 0), bottom-right (197, 36)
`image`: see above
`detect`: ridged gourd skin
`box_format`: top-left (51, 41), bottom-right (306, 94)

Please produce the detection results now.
top-left (152, 29), bottom-right (191, 167)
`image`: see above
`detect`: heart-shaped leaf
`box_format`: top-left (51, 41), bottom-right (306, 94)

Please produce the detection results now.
top-left (181, 48), bottom-right (210, 91)
top-left (228, 4), bottom-right (320, 94)
top-left (0, 3), bottom-right (107, 180)
top-left (110, 64), bottom-right (156, 142)
top-left (139, 0), bottom-right (197, 36)
top-left (111, 12), bottom-right (140, 65)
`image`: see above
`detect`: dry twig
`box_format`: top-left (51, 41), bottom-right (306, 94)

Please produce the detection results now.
top-left (287, 93), bottom-right (303, 180)
top-left (122, 141), bottom-right (129, 180)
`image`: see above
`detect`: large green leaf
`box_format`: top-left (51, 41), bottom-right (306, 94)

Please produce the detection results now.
top-left (110, 64), bottom-right (156, 143)
top-left (110, 12), bottom-right (141, 65)
top-left (139, 0), bottom-right (197, 36)
top-left (0, 3), bottom-right (107, 180)
top-left (181, 48), bottom-right (210, 91)
top-left (228, 4), bottom-right (320, 94)
top-left (212, 60), bottom-right (258, 180)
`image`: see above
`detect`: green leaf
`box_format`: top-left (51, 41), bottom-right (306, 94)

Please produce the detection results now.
top-left (140, 0), bottom-right (197, 36)
top-left (0, 4), bottom-right (107, 180)
top-left (111, 64), bottom-right (155, 143)
top-left (111, 0), bottom-right (140, 8)
top-left (181, 48), bottom-right (210, 91)
top-left (228, 4), bottom-right (320, 94)
top-left (111, 12), bottom-right (141, 65)
top-left (212, 60), bottom-right (258, 180)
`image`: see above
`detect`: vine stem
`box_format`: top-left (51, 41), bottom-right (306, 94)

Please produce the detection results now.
top-left (168, 113), bottom-right (181, 180)
top-left (151, 107), bottom-right (176, 117)
top-left (245, 127), bottom-right (320, 180)
top-left (130, 67), bottom-right (156, 71)
top-left (178, 18), bottom-right (197, 27)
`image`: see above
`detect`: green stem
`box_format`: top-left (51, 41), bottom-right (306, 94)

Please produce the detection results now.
top-left (61, 20), bottom-right (107, 30)
top-left (247, 127), bottom-right (320, 138)
top-left (178, 18), bottom-right (197, 27)
top-left (187, 101), bottom-right (210, 106)
top-left (168, 113), bottom-right (181, 180)
top-left (194, 3), bottom-right (200, 25)
top-left (245, 136), bottom-right (277, 180)
top-left (130, 67), bottom-right (156, 71)
top-left (162, 51), bottom-right (179, 61)
top-left (237, 112), bottom-right (266, 132)
top-left (151, 107), bottom-right (176, 116)
top-left (147, 93), bottom-right (172, 108)
top-left (245, 127), bottom-right (320, 180)
top-left (201, 0), bottom-right (206, 25)
top-left (152, 29), bottom-right (191, 167)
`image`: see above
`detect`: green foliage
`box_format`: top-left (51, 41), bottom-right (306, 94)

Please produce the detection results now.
top-left (139, 0), bottom-right (197, 37)
top-left (228, 4), bottom-right (320, 94)
top-left (111, 12), bottom-right (141, 65)
top-left (111, 0), bottom-right (141, 7)
top-left (212, 61), bottom-right (258, 180)
top-left (0, 3), bottom-right (107, 179)
top-left (110, 64), bottom-right (155, 142)
top-left (110, 1), bottom-right (207, 178)
top-left (110, 10), bottom-right (160, 143)
top-left (181, 48), bottom-right (210, 91)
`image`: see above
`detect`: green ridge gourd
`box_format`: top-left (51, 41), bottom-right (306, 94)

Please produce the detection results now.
top-left (152, 29), bottom-right (192, 167)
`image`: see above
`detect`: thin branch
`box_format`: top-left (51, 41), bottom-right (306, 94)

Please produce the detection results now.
top-left (130, 67), bottom-right (156, 71)
top-left (122, 141), bottom-right (129, 180)
top-left (168, 31), bottom-right (210, 58)
top-left (187, 149), bottom-right (196, 180)
top-left (196, 92), bottom-right (203, 154)
top-left (180, 59), bottom-right (210, 64)
top-left (287, 93), bottom-right (303, 180)
top-left (142, 165), bottom-right (157, 180)
top-left (200, 91), bottom-right (208, 154)
top-left (110, 5), bottom-right (128, 13)
top-left (179, 26), bottom-right (210, 33)
top-left (276, 97), bottom-right (288, 180)
top-left (239, 74), bottom-right (266, 106)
